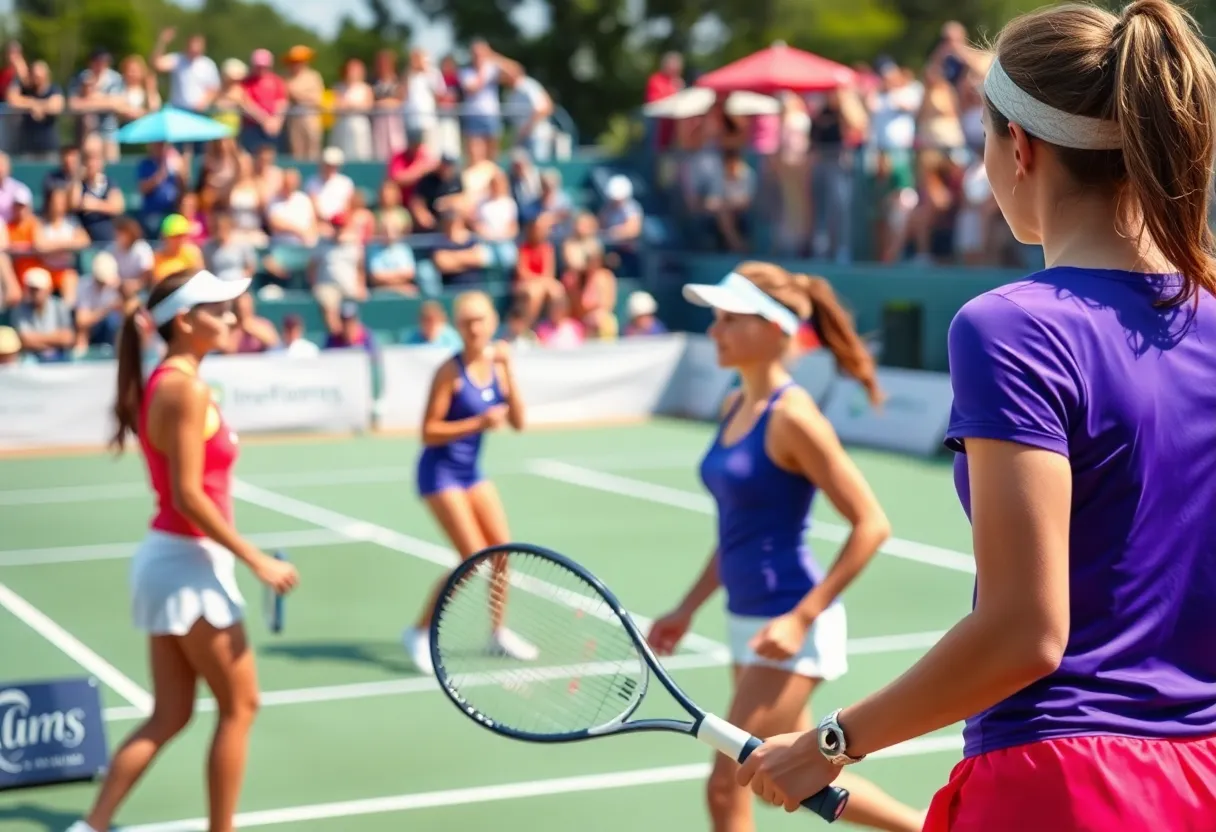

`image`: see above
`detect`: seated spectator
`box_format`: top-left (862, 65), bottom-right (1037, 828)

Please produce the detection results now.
top-left (280, 313), bottom-right (319, 357)
top-left (37, 187), bottom-right (88, 305)
top-left (204, 211), bottom-right (257, 282)
top-left (0, 325), bottom-right (20, 367)
top-left (178, 191), bottom-right (209, 244)
top-left (386, 132), bottom-right (439, 213)
top-left (225, 150), bottom-right (268, 247)
top-left (535, 290), bottom-right (585, 348)
top-left (561, 211), bottom-right (601, 273)
top-left (343, 188), bottom-right (377, 242)
top-left (473, 171), bottom-right (519, 242)
top-left (73, 250), bottom-right (124, 355)
top-left (325, 300), bottom-right (375, 352)
top-left (408, 152), bottom-right (462, 232)
top-left (513, 216), bottom-right (557, 323)
top-left (136, 141), bottom-right (187, 236)
top-left (0, 152), bottom-right (32, 225)
top-left (507, 149), bottom-right (542, 217)
top-left (704, 148), bottom-right (755, 252)
top-left (403, 300), bottom-right (462, 348)
top-left (375, 179), bottom-right (411, 238)
top-left (11, 267), bottom-right (73, 362)
top-left (599, 174), bottom-right (644, 273)
top-left (306, 146), bottom-right (355, 232)
top-left (498, 303), bottom-right (538, 349)
top-left (623, 290), bottom-right (667, 337)
top-left (460, 154), bottom-right (503, 208)
top-left (0, 245), bottom-right (18, 312)
top-left (224, 291), bottom-right (280, 354)
top-left (431, 210), bottom-right (490, 287)
top-left (6, 190), bottom-right (39, 284)
top-left (308, 232), bottom-right (368, 326)
top-left (72, 135), bottom-right (124, 243)
top-left (253, 143), bottom-right (284, 206)
top-left (561, 242), bottom-right (617, 340)
top-left (536, 169), bottom-right (572, 238)
top-left (106, 216), bottom-right (155, 291)
top-left (152, 214), bottom-right (205, 283)
top-left (367, 219), bottom-right (417, 295)
top-left (267, 167), bottom-right (318, 247)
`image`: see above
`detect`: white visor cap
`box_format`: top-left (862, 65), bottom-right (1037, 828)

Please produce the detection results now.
top-left (149, 270), bottom-right (252, 327)
top-left (682, 271), bottom-right (800, 336)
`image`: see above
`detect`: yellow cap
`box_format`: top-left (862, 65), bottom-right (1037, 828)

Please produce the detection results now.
top-left (160, 213), bottom-right (190, 238)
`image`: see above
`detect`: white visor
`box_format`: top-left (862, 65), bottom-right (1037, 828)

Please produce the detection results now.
top-left (149, 270), bottom-right (252, 327)
top-left (682, 271), bottom-right (800, 336)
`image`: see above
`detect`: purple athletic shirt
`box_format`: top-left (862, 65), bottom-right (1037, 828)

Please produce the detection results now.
top-left (946, 266), bottom-right (1216, 758)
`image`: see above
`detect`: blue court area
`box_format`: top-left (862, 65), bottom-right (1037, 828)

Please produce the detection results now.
top-left (0, 421), bottom-right (975, 830)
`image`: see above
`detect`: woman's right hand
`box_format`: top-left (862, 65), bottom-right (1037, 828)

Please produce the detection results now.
top-left (481, 404), bottom-right (509, 430)
top-left (253, 552), bottom-right (299, 594)
top-left (647, 607), bottom-right (693, 656)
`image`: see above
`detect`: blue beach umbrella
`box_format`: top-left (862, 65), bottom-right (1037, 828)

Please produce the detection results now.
top-left (116, 106), bottom-right (235, 144)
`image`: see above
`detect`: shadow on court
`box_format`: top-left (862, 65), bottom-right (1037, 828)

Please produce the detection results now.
top-left (260, 640), bottom-right (420, 675)
top-left (0, 802), bottom-right (81, 831)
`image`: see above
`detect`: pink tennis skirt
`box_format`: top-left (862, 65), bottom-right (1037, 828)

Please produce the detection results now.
top-left (923, 733), bottom-right (1216, 832)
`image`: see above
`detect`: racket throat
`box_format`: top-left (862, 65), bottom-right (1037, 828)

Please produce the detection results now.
top-left (694, 713), bottom-right (752, 761)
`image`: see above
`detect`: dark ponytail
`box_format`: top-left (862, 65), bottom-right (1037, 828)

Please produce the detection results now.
top-left (110, 271), bottom-right (197, 453)
top-left (797, 274), bottom-right (884, 407)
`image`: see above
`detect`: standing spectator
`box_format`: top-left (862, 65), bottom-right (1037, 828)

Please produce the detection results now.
top-left (283, 46), bottom-right (324, 161)
top-left (330, 58), bottom-right (374, 161)
top-left (116, 55), bottom-right (161, 125)
top-left (135, 141), bottom-right (185, 237)
top-left (459, 40), bottom-right (518, 164)
top-left (369, 49), bottom-right (404, 160)
top-left (212, 59), bottom-right (248, 138)
top-left (68, 49), bottom-right (124, 160)
top-left (0, 42), bottom-right (29, 154)
top-left (150, 29), bottom-right (220, 158)
top-left (503, 71), bottom-right (554, 161)
top-left (73, 250), bottom-right (124, 354)
top-left (644, 52), bottom-right (684, 156)
top-left (0, 152), bottom-right (32, 224)
top-left (435, 54), bottom-right (463, 159)
top-left (402, 48), bottom-right (443, 153)
top-left (239, 49), bottom-right (287, 154)
top-left (72, 135), bottom-right (124, 243)
top-left (11, 267), bottom-right (72, 362)
top-left (6, 60), bottom-right (63, 160)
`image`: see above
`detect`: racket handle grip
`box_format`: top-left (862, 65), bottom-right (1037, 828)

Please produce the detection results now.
top-left (738, 736), bottom-right (849, 823)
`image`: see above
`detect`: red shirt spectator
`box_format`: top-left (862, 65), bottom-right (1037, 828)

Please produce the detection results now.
top-left (645, 52), bottom-right (684, 151)
top-left (241, 50), bottom-right (287, 131)
top-left (386, 144), bottom-right (438, 206)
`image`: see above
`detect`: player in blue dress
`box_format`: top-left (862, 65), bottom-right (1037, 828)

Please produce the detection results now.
top-left (648, 263), bottom-right (924, 831)
top-left (403, 290), bottom-right (537, 674)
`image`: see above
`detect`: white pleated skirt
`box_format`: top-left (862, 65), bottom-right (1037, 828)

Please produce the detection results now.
top-left (726, 602), bottom-right (849, 681)
top-left (130, 529), bottom-right (246, 636)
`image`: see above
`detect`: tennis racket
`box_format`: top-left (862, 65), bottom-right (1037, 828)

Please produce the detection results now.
top-left (428, 542), bottom-right (848, 823)
top-left (263, 550), bottom-right (287, 635)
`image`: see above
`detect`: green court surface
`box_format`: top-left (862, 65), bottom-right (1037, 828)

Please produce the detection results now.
top-left (0, 421), bottom-right (976, 831)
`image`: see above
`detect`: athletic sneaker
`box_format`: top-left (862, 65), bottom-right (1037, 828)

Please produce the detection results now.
top-left (489, 627), bottom-right (540, 661)
top-left (402, 627), bottom-right (434, 675)
top-left (65, 822), bottom-right (100, 832)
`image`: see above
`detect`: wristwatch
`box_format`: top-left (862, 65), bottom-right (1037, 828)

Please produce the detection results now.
top-left (817, 708), bottom-right (866, 766)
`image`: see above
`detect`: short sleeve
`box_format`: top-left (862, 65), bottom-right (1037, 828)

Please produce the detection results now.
top-left (944, 292), bottom-right (1082, 457)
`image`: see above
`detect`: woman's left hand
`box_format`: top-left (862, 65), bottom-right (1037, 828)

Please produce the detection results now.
top-left (736, 731), bottom-right (843, 812)
top-left (748, 612), bottom-right (810, 661)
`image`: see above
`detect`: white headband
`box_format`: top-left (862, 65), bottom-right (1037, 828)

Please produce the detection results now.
top-left (149, 270), bottom-right (252, 327)
top-left (984, 59), bottom-right (1123, 151)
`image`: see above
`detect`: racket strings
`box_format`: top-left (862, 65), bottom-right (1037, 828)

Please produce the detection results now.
top-left (434, 551), bottom-right (645, 736)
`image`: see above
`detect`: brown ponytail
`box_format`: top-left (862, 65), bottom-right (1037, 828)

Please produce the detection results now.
top-left (110, 271), bottom-right (198, 453)
top-left (732, 260), bottom-right (883, 405)
top-left (990, 0), bottom-right (1216, 306)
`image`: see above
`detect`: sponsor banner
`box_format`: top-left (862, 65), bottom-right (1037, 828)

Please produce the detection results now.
top-left (378, 336), bottom-right (688, 430)
top-left (0, 677), bottom-right (110, 791)
top-left (0, 362), bottom-right (115, 450)
top-left (819, 367), bottom-right (954, 457)
top-left (199, 349), bottom-right (372, 435)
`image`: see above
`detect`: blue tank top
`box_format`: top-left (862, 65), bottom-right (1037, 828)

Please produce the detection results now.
top-left (421, 353), bottom-right (503, 470)
top-left (698, 384), bottom-right (825, 617)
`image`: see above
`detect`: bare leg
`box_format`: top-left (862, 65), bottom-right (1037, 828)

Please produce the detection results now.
top-left (176, 619), bottom-right (260, 832)
top-left (83, 636), bottom-right (197, 831)
top-left (417, 488), bottom-right (491, 629)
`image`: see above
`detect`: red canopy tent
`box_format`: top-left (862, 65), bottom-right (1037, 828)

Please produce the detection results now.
top-left (695, 42), bottom-right (857, 95)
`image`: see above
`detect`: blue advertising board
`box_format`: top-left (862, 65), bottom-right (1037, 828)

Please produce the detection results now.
top-left (0, 677), bottom-right (110, 791)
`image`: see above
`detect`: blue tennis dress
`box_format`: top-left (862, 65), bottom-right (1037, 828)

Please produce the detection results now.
top-left (416, 354), bottom-right (503, 497)
top-left (698, 383), bottom-right (848, 679)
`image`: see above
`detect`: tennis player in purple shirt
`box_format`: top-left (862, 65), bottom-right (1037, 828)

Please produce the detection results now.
top-left (736, 2), bottom-right (1216, 830)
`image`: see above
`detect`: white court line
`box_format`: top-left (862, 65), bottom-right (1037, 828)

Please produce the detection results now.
top-left (0, 454), bottom-right (696, 507)
top-left (118, 734), bottom-right (963, 832)
top-left (230, 479), bottom-right (727, 656)
top-left (102, 629), bottom-right (947, 722)
top-left (0, 581), bottom-right (152, 714)
top-left (527, 460), bottom-right (977, 575)
top-left (0, 528), bottom-right (349, 568)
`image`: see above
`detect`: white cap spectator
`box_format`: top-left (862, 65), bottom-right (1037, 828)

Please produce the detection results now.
top-left (605, 174), bottom-right (632, 202)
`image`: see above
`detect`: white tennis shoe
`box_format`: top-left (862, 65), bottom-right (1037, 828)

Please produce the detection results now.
top-left (65, 822), bottom-right (100, 832)
top-left (489, 627), bottom-right (540, 661)
top-left (401, 627), bottom-right (434, 675)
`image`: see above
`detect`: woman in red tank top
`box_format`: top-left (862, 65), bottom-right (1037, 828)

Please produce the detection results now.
top-left (69, 269), bottom-right (299, 832)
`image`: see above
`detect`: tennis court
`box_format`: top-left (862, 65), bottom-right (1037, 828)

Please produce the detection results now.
top-left (0, 420), bottom-right (976, 831)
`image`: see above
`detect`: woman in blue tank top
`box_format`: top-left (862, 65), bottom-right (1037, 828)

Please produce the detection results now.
top-left (402, 290), bottom-right (537, 674)
top-left (647, 262), bottom-right (924, 831)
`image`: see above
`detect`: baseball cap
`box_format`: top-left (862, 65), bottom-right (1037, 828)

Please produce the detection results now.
top-left (148, 270), bottom-right (252, 327)
top-left (682, 271), bottom-right (800, 336)
top-left (23, 267), bottom-right (51, 290)
top-left (251, 48), bottom-right (273, 68)
top-left (321, 146), bottom-right (345, 166)
top-left (160, 213), bottom-right (190, 238)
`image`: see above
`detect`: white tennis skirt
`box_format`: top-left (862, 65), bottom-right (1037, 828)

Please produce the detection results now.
top-left (726, 602), bottom-right (848, 681)
top-left (129, 530), bottom-right (246, 636)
